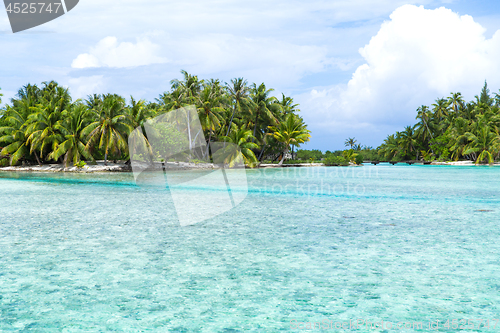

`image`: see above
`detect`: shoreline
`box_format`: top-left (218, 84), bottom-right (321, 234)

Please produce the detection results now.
top-left (0, 161), bottom-right (218, 173)
top-left (0, 160), bottom-right (496, 173)
top-left (0, 163), bottom-right (132, 173)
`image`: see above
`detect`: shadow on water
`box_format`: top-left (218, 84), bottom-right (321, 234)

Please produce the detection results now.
top-left (0, 172), bottom-right (138, 188)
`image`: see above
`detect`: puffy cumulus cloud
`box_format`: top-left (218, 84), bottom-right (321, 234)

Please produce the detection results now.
top-left (71, 36), bottom-right (168, 69)
top-left (300, 5), bottom-right (500, 140)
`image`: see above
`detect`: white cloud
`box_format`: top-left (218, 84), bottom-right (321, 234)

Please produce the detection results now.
top-left (300, 4), bottom-right (500, 137)
top-left (72, 54), bottom-right (100, 69)
top-left (69, 33), bottom-right (329, 90)
top-left (160, 34), bottom-right (329, 88)
top-left (52, 0), bottom-right (442, 37)
top-left (56, 1), bottom-right (445, 82)
top-left (67, 75), bottom-right (104, 99)
top-left (71, 36), bottom-right (168, 69)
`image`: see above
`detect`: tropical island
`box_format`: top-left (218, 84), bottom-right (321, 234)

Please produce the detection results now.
top-left (1, 76), bottom-right (500, 171)
top-left (296, 81), bottom-right (500, 166)
top-left (0, 70), bottom-right (311, 170)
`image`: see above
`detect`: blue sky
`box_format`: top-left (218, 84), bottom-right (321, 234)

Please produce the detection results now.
top-left (1, 0), bottom-right (500, 150)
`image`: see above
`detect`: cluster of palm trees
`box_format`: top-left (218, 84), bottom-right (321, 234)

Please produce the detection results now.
top-left (378, 82), bottom-right (500, 164)
top-left (0, 71), bottom-right (311, 167)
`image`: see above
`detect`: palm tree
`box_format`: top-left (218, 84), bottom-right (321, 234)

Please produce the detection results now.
top-left (225, 78), bottom-right (251, 136)
top-left (469, 95), bottom-right (491, 118)
top-left (0, 105), bottom-right (32, 165)
top-left (415, 105), bottom-right (434, 146)
top-left (378, 134), bottom-right (400, 160)
top-left (448, 117), bottom-right (471, 160)
top-left (249, 83), bottom-right (281, 142)
top-left (398, 125), bottom-right (418, 159)
top-left (156, 89), bottom-right (187, 112)
top-left (82, 94), bottom-right (131, 165)
top-left (432, 98), bottom-right (449, 123)
top-left (86, 93), bottom-right (103, 111)
top-left (342, 149), bottom-right (359, 163)
top-left (218, 125), bottom-right (259, 167)
top-left (124, 96), bottom-right (156, 161)
top-left (196, 84), bottom-right (225, 156)
top-left (344, 137), bottom-right (357, 149)
top-left (448, 92), bottom-right (465, 114)
top-left (277, 94), bottom-right (301, 157)
top-left (126, 96), bottom-right (153, 130)
top-left (463, 123), bottom-right (500, 164)
top-left (279, 94), bottom-right (300, 115)
top-left (268, 113), bottom-right (311, 165)
top-left (16, 83), bottom-right (41, 104)
top-left (49, 103), bottom-right (94, 166)
top-left (25, 82), bottom-right (71, 161)
top-left (0, 84), bottom-right (43, 165)
top-left (170, 70), bottom-right (203, 105)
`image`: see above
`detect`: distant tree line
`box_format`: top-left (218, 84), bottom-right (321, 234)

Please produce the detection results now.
top-left (295, 82), bottom-right (500, 166)
top-left (294, 138), bottom-right (378, 166)
top-left (379, 81), bottom-right (500, 164)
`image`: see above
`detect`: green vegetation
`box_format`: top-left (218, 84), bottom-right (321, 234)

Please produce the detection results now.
top-left (268, 113), bottom-right (311, 165)
top-left (378, 81), bottom-right (500, 164)
top-left (355, 154), bottom-right (364, 165)
top-left (324, 155), bottom-right (348, 166)
top-left (0, 72), bottom-right (310, 167)
top-left (342, 149), bottom-right (359, 164)
top-left (219, 125), bottom-right (259, 167)
top-left (74, 160), bottom-right (87, 169)
top-left (296, 149), bottom-right (323, 161)
top-left (296, 81), bottom-right (500, 166)
top-left (6, 79), bottom-right (497, 169)
top-left (294, 144), bottom-right (378, 165)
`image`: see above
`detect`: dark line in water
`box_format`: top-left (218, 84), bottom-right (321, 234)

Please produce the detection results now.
top-left (0, 174), bottom-right (137, 188)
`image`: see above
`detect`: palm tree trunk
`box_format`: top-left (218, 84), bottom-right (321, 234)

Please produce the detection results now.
top-left (34, 151), bottom-right (42, 166)
top-left (278, 147), bottom-right (289, 165)
top-left (186, 109), bottom-right (193, 159)
top-left (205, 131), bottom-right (212, 159)
top-left (258, 145), bottom-right (266, 161)
top-left (104, 150), bottom-right (108, 166)
top-left (252, 109), bottom-right (260, 142)
top-left (226, 104), bottom-right (237, 137)
top-left (425, 121), bottom-right (434, 139)
top-left (257, 128), bottom-right (271, 161)
top-left (423, 120), bottom-right (435, 154)
top-left (63, 152), bottom-right (69, 168)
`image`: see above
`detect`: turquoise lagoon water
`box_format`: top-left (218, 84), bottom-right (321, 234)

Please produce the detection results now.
top-left (0, 165), bottom-right (500, 332)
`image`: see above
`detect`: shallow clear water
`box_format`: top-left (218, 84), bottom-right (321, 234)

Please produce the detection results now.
top-left (1, 165), bottom-right (500, 332)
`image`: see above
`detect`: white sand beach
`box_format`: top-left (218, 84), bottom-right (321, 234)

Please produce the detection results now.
top-left (430, 161), bottom-right (474, 165)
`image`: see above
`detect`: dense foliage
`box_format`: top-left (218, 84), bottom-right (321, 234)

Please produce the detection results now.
top-left (295, 145), bottom-right (379, 164)
top-left (0, 72), bottom-right (311, 167)
top-left (378, 82), bottom-right (500, 164)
